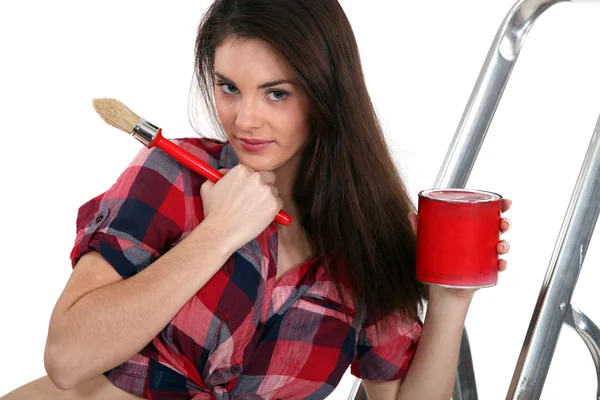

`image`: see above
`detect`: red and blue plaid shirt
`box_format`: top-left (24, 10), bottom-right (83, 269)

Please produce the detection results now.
top-left (70, 137), bottom-right (421, 399)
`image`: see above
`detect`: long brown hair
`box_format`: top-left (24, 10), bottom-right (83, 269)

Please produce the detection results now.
top-left (191, 0), bottom-right (427, 329)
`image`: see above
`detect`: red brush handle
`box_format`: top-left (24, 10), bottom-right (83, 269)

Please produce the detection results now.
top-left (149, 130), bottom-right (292, 226)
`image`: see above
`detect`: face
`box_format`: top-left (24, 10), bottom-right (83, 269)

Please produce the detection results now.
top-left (213, 36), bottom-right (311, 174)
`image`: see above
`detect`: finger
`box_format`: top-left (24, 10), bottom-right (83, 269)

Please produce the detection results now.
top-left (258, 171), bottom-right (276, 185)
top-left (235, 164), bottom-right (255, 177)
top-left (498, 259), bottom-right (508, 272)
top-left (200, 178), bottom-right (214, 194)
top-left (270, 185), bottom-right (279, 197)
top-left (497, 240), bottom-right (510, 254)
top-left (408, 212), bottom-right (418, 234)
top-left (218, 168), bottom-right (230, 175)
top-left (502, 198), bottom-right (512, 213)
top-left (500, 218), bottom-right (511, 233)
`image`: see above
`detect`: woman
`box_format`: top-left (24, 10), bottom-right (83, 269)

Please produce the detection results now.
top-left (1, 0), bottom-right (511, 399)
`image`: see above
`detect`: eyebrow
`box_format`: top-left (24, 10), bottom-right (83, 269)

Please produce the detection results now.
top-left (214, 72), bottom-right (294, 89)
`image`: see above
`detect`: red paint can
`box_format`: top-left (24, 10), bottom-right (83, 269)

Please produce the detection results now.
top-left (416, 189), bottom-right (502, 288)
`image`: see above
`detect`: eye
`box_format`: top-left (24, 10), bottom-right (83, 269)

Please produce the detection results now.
top-left (267, 90), bottom-right (288, 101)
top-left (218, 83), bottom-right (239, 95)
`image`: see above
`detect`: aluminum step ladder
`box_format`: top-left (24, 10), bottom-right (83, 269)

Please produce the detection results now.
top-left (347, 0), bottom-right (600, 399)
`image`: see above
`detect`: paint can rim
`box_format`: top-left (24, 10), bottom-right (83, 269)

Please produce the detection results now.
top-left (418, 188), bottom-right (502, 204)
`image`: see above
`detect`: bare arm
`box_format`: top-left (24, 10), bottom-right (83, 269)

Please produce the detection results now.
top-left (45, 162), bottom-right (283, 389)
top-left (44, 218), bottom-right (233, 390)
top-left (359, 202), bottom-right (511, 399)
top-left (361, 290), bottom-right (471, 400)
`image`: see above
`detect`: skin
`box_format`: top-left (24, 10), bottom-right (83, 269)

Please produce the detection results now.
top-left (213, 36), bottom-right (312, 220)
top-left (212, 36), bottom-right (317, 277)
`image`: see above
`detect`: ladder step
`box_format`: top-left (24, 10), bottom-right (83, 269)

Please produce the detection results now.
top-left (563, 305), bottom-right (600, 400)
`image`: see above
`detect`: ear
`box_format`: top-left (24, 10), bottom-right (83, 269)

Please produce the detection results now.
top-left (408, 212), bottom-right (418, 234)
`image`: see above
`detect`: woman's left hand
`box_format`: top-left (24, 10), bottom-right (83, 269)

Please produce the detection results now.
top-left (408, 198), bottom-right (513, 301)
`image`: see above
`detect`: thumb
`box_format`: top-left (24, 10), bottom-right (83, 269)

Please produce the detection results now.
top-left (408, 212), bottom-right (418, 234)
top-left (200, 178), bottom-right (215, 195)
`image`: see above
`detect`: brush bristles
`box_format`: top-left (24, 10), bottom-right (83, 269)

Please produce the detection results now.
top-left (92, 98), bottom-right (141, 133)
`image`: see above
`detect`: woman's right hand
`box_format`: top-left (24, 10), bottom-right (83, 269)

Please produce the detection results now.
top-left (200, 164), bottom-right (283, 253)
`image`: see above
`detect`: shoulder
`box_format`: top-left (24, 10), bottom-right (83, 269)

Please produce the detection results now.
top-left (362, 309), bottom-right (422, 344)
top-left (76, 137), bottom-right (230, 231)
top-left (170, 136), bottom-right (228, 160)
top-left (117, 136), bottom-right (230, 186)
top-left (350, 307), bottom-right (421, 381)
top-left (142, 136), bottom-right (228, 172)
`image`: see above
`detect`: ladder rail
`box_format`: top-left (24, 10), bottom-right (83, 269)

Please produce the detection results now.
top-left (452, 330), bottom-right (478, 400)
top-left (348, 0), bottom-right (600, 398)
top-left (505, 113), bottom-right (600, 399)
top-left (430, 0), bottom-right (600, 398)
top-left (432, 0), bottom-right (571, 190)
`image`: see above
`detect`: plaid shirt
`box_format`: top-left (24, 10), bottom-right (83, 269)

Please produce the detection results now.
top-left (70, 137), bottom-right (421, 400)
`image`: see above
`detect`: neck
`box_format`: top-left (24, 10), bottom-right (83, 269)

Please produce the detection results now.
top-left (273, 153), bottom-right (302, 220)
top-left (272, 153), bottom-right (315, 258)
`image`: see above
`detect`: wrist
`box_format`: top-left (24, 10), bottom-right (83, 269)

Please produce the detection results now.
top-left (423, 290), bottom-right (471, 329)
top-left (193, 216), bottom-right (236, 258)
top-left (427, 285), bottom-right (474, 309)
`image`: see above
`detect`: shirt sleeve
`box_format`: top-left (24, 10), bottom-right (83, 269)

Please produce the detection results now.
top-left (69, 145), bottom-right (196, 278)
top-left (350, 309), bottom-right (422, 381)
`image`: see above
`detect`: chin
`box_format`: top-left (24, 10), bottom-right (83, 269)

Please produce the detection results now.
top-left (231, 144), bottom-right (279, 171)
top-left (236, 155), bottom-right (278, 172)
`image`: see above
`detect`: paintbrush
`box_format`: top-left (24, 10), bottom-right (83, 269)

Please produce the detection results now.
top-left (92, 98), bottom-right (292, 226)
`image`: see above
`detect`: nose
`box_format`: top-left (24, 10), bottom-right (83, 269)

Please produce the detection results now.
top-left (235, 97), bottom-right (262, 132)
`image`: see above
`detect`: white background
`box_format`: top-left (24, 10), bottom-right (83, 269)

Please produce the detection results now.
top-left (1, 1), bottom-right (600, 399)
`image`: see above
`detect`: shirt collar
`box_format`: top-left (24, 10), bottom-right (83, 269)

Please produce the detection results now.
top-left (219, 141), bottom-right (240, 170)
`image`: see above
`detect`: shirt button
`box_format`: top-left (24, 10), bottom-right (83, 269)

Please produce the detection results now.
top-left (231, 364), bottom-right (241, 374)
top-left (95, 215), bottom-right (104, 223)
top-left (256, 320), bottom-right (264, 330)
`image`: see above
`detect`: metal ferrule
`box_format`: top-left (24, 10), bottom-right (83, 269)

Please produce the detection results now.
top-left (131, 119), bottom-right (160, 147)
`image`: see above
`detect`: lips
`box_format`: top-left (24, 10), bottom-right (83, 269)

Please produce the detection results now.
top-left (238, 138), bottom-right (274, 152)
top-left (239, 138), bottom-right (274, 145)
